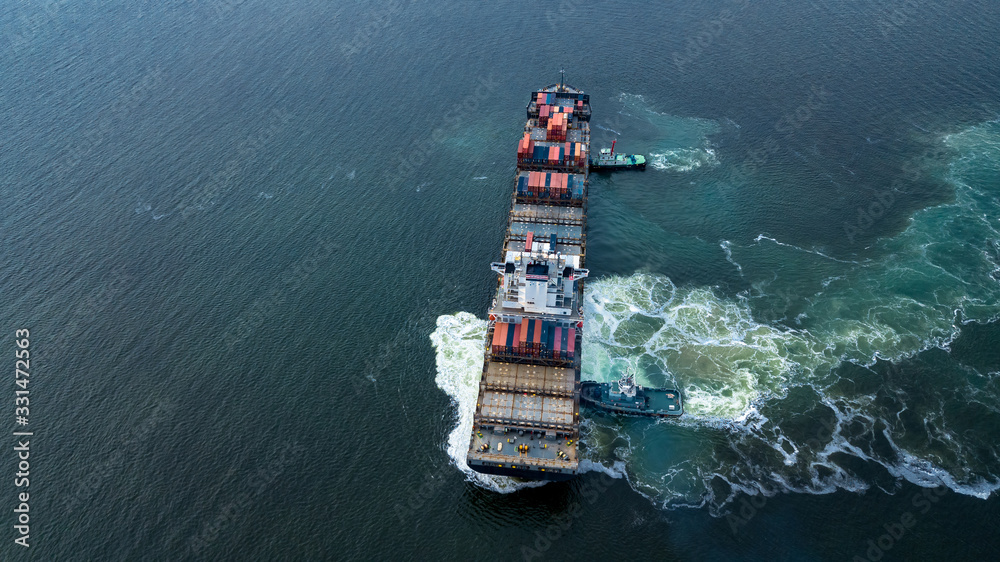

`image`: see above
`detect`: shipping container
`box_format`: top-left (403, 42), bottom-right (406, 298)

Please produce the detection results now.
top-left (519, 318), bottom-right (529, 349)
top-left (525, 231), bottom-right (534, 251)
top-left (491, 322), bottom-right (503, 353)
top-left (567, 328), bottom-right (576, 358)
top-left (554, 326), bottom-right (563, 357)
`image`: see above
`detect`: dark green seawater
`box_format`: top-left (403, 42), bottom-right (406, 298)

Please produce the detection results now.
top-left (3, 0), bottom-right (1000, 560)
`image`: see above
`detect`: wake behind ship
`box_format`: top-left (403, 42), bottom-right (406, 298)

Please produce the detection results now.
top-left (466, 82), bottom-right (590, 481)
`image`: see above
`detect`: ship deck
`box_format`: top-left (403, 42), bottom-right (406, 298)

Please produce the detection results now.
top-left (483, 362), bottom-right (576, 396)
top-left (467, 422), bottom-right (579, 472)
top-left (468, 84), bottom-right (591, 481)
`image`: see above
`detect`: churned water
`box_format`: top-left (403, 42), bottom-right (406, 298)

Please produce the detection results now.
top-left (3, 0), bottom-right (1000, 560)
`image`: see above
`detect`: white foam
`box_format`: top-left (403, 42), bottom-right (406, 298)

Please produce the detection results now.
top-left (578, 459), bottom-right (627, 480)
top-left (648, 148), bottom-right (719, 172)
top-left (720, 240), bottom-right (743, 276)
top-left (429, 120), bottom-right (1000, 507)
top-left (430, 312), bottom-right (546, 493)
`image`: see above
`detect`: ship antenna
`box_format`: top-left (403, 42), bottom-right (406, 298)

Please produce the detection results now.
top-left (618, 367), bottom-right (637, 399)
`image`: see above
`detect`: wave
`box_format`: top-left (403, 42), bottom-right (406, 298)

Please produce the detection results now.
top-left (613, 93), bottom-right (721, 173)
top-left (648, 148), bottom-right (718, 172)
top-left (432, 119), bottom-right (1000, 509)
top-left (430, 312), bottom-right (545, 493)
top-left (578, 119), bottom-right (1000, 508)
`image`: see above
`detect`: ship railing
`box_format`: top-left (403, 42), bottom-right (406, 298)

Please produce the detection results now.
top-left (480, 382), bottom-right (575, 399)
top-left (475, 412), bottom-right (580, 435)
top-left (469, 451), bottom-right (577, 468)
top-left (486, 352), bottom-right (577, 368)
top-left (513, 195), bottom-right (585, 208)
top-left (508, 214), bottom-right (583, 227)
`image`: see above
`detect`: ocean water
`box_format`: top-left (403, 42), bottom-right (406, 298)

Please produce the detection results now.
top-left (3, 0), bottom-right (1000, 560)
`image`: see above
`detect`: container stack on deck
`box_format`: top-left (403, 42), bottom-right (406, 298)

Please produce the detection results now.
top-left (467, 84), bottom-right (591, 481)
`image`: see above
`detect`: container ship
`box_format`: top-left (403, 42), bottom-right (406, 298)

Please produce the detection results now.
top-left (466, 81), bottom-right (590, 481)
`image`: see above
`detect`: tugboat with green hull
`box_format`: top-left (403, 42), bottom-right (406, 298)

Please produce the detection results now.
top-left (581, 368), bottom-right (682, 418)
top-left (589, 140), bottom-right (646, 171)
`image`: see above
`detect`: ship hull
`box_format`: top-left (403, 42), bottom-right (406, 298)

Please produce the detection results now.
top-left (466, 459), bottom-right (577, 482)
top-left (589, 153), bottom-right (646, 171)
top-left (589, 161), bottom-right (646, 171)
top-left (466, 83), bottom-right (592, 480)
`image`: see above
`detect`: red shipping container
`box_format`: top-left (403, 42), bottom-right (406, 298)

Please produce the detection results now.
top-left (513, 324), bottom-right (521, 352)
top-left (554, 327), bottom-right (562, 355)
top-left (549, 146), bottom-right (559, 162)
top-left (532, 319), bottom-right (542, 348)
top-left (525, 231), bottom-right (534, 251)
top-left (492, 322), bottom-right (503, 352)
top-left (567, 328), bottom-right (576, 357)
top-left (519, 318), bottom-right (529, 349)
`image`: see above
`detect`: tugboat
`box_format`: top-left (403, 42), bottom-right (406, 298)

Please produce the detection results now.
top-left (580, 368), bottom-right (682, 417)
top-left (589, 140), bottom-right (646, 171)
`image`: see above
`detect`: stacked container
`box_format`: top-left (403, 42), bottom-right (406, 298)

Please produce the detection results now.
top-left (546, 112), bottom-right (567, 141)
top-left (490, 319), bottom-right (576, 360)
top-left (515, 171), bottom-right (584, 202)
